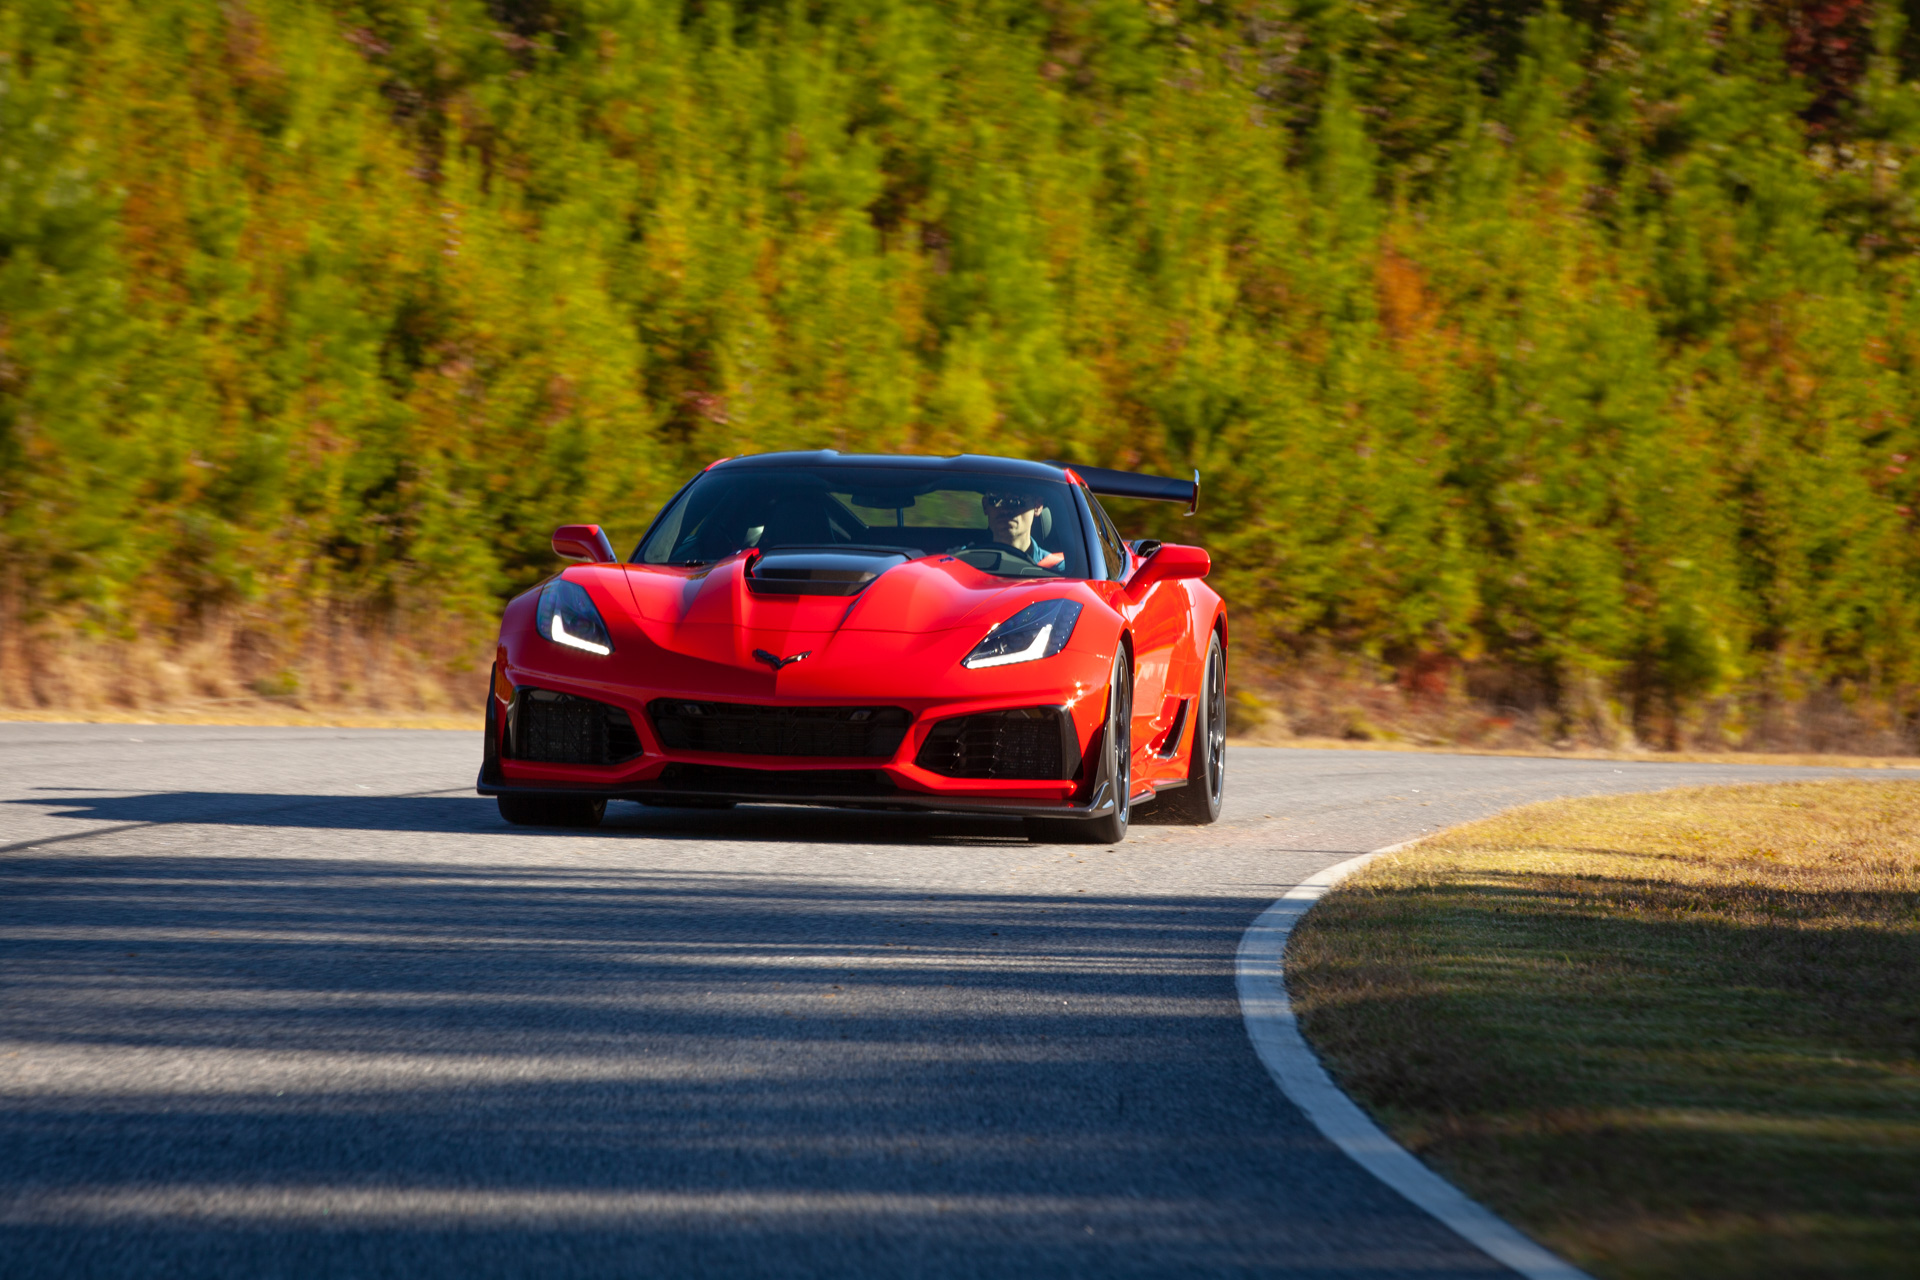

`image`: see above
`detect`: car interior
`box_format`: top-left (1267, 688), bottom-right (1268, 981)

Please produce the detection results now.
top-left (649, 474), bottom-right (1083, 578)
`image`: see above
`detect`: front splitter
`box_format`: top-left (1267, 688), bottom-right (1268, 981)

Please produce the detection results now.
top-left (476, 770), bottom-right (1117, 821)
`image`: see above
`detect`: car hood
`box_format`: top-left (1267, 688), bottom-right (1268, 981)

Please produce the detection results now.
top-left (575, 553), bottom-right (1063, 676)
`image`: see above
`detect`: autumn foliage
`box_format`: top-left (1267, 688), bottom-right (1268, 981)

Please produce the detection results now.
top-left (4, 0), bottom-right (1920, 747)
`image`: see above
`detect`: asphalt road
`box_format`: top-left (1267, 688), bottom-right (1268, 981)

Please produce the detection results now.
top-left (0, 724), bottom-right (1891, 1278)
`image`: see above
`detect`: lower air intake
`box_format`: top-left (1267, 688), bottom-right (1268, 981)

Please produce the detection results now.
top-left (649, 700), bottom-right (910, 758)
top-left (915, 707), bottom-right (1075, 780)
top-left (511, 689), bottom-right (643, 765)
top-left (653, 765), bottom-right (897, 797)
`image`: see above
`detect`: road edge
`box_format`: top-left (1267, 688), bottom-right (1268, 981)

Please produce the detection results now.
top-left (1235, 840), bottom-right (1593, 1280)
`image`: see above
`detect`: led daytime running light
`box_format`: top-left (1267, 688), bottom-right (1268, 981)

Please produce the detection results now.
top-left (964, 623), bottom-right (1052, 669)
top-left (961, 599), bottom-right (1082, 670)
top-left (550, 612), bottom-right (611, 656)
top-left (536, 579), bottom-right (616, 657)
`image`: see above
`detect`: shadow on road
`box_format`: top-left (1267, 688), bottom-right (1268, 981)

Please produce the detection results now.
top-left (0, 833), bottom-right (1502, 1278)
top-left (4, 788), bottom-right (1054, 846)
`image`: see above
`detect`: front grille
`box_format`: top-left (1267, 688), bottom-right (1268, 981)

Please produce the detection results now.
top-left (511, 689), bottom-right (643, 765)
top-left (654, 764), bottom-right (897, 797)
top-left (648, 700), bottom-right (910, 758)
top-left (916, 708), bottom-right (1072, 779)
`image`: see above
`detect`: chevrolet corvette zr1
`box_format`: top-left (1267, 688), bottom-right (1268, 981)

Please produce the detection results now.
top-left (476, 452), bottom-right (1226, 843)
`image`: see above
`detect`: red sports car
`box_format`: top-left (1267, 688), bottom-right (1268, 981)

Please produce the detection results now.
top-left (476, 452), bottom-right (1226, 843)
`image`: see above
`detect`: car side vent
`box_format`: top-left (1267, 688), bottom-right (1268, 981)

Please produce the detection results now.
top-left (511, 689), bottom-right (643, 765)
top-left (915, 707), bottom-right (1078, 780)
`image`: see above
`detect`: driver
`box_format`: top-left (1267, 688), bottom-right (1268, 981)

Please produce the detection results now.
top-left (981, 490), bottom-right (1066, 570)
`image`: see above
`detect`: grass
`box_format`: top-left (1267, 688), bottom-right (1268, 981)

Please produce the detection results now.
top-left (1286, 779), bottom-right (1920, 1279)
top-left (1231, 735), bottom-right (1920, 770)
top-left (0, 705), bottom-right (477, 730)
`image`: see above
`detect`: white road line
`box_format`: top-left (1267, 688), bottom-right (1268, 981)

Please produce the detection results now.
top-left (1236, 840), bottom-right (1593, 1280)
top-left (0, 1185), bottom-right (1177, 1226)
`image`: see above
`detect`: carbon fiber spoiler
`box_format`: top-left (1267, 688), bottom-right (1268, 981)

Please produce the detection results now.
top-left (1049, 462), bottom-right (1200, 516)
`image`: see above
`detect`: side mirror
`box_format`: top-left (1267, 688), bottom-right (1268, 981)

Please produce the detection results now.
top-left (1124, 542), bottom-right (1209, 600)
top-left (553, 524), bottom-right (617, 563)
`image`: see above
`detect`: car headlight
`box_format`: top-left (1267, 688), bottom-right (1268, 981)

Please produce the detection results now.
top-left (537, 579), bottom-right (615, 655)
top-left (961, 599), bottom-right (1083, 669)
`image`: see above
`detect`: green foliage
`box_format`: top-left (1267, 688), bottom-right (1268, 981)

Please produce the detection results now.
top-left (3, 0), bottom-right (1920, 739)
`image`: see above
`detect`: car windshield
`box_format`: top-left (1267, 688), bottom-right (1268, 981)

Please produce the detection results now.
top-left (636, 465), bottom-right (1092, 580)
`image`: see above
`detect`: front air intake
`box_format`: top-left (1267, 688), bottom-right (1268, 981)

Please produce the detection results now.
top-left (510, 689), bottom-right (643, 765)
top-left (649, 700), bottom-right (911, 758)
top-left (652, 764), bottom-right (897, 797)
top-left (915, 707), bottom-right (1079, 780)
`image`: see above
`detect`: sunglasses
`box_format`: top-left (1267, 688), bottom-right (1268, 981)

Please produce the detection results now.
top-left (983, 492), bottom-right (1043, 510)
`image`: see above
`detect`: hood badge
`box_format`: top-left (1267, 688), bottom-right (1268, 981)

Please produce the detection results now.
top-left (753, 648), bottom-right (811, 671)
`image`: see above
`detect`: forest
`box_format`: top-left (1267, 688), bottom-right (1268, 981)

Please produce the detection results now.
top-left (4, 0), bottom-right (1920, 749)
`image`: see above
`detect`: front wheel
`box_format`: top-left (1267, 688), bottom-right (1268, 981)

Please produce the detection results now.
top-left (498, 794), bottom-right (607, 828)
top-left (1162, 631), bottom-right (1225, 825)
top-left (1025, 648), bottom-right (1132, 845)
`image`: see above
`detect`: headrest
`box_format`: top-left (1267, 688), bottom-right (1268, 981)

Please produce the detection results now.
top-left (1035, 505), bottom-right (1052, 540)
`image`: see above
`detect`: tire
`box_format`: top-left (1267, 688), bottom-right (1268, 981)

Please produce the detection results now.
top-left (1025, 648), bottom-right (1132, 845)
top-left (498, 794), bottom-right (607, 828)
top-left (1162, 631), bottom-right (1226, 825)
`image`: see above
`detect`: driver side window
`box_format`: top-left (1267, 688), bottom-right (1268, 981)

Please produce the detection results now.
top-left (1090, 496), bottom-right (1128, 581)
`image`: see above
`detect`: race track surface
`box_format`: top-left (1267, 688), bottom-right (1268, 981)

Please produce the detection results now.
top-left (0, 725), bottom-right (1883, 1278)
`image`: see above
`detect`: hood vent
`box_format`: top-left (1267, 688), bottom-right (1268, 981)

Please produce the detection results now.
top-left (746, 545), bottom-right (913, 596)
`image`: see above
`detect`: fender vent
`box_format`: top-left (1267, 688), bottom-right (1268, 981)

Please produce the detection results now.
top-left (511, 689), bottom-right (643, 765)
top-left (916, 707), bottom-right (1077, 780)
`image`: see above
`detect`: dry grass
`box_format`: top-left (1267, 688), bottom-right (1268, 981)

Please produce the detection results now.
top-left (0, 705), bottom-right (476, 729)
top-left (1287, 780), bottom-right (1920, 1279)
top-left (4, 620), bottom-right (1918, 760)
top-left (0, 611), bottom-right (486, 728)
top-left (1228, 735), bottom-right (1920, 770)
top-left (1227, 654), bottom-right (1920, 758)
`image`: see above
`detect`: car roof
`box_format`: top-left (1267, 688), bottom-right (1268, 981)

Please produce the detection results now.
top-left (709, 451), bottom-right (1070, 484)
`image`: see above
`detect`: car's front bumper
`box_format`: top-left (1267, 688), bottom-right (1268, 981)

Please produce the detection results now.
top-left (475, 770), bottom-right (1121, 819)
top-left (477, 644), bottom-right (1120, 818)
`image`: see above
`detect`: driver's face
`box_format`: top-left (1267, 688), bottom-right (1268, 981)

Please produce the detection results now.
top-left (982, 492), bottom-right (1043, 548)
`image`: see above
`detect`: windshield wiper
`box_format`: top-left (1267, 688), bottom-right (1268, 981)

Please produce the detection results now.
top-left (671, 559), bottom-right (710, 567)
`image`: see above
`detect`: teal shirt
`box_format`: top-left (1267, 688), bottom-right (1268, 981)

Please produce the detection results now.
top-left (1021, 539), bottom-right (1065, 569)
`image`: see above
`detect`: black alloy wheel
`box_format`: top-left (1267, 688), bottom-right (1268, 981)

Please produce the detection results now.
top-left (497, 794), bottom-right (607, 828)
top-left (1163, 631), bottom-right (1225, 824)
top-left (1026, 647), bottom-right (1132, 845)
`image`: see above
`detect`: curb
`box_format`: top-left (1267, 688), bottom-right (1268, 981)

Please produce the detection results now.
top-left (1235, 840), bottom-right (1593, 1280)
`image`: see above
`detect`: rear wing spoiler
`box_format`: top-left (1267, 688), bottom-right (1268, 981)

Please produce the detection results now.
top-left (1049, 462), bottom-right (1200, 516)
